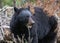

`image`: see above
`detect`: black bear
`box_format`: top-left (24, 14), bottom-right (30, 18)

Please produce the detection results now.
top-left (10, 7), bottom-right (58, 43)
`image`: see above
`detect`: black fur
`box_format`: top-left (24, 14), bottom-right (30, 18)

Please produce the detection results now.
top-left (10, 7), bottom-right (58, 43)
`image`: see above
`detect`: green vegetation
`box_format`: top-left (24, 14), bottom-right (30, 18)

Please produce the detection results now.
top-left (2, 0), bottom-right (13, 6)
top-left (0, 0), bottom-right (36, 7)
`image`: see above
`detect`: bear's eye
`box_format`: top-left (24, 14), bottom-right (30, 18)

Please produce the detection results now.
top-left (26, 15), bottom-right (29, 18)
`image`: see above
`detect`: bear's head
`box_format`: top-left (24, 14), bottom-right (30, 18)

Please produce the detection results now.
top-left (14, 7), bottom-right (35, 29)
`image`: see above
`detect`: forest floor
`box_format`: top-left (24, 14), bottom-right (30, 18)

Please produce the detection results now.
top-left (57, 19), bottom-right (60, 43)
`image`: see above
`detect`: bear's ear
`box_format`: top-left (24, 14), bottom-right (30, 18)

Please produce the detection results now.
top-left (14, 7), bottom-right (18, 12)
top-left (25, 6), bottom-right (30, 11)
top-left (27, 6), bottom-right (35, 15)
top-left (27, 6), bottom-right (30, 10)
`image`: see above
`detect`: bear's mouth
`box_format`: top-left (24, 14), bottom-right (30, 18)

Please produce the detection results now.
top-left (26, 18), bottom-right (35, 29)
top-left (26, 24), bottom-right (33, 29)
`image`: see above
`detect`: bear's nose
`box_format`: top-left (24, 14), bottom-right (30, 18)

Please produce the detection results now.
top-left (26, 18), bottom-right (35, 28)
top-left (31, 20), bottom-right (35, 25)
top-left (29, 17), bottom-right (35, 25)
